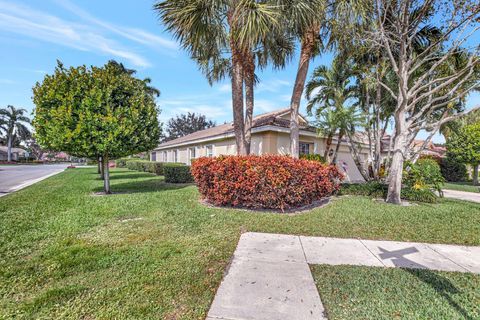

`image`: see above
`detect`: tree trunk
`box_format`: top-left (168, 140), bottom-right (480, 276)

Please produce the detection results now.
top-left (323, 133), bottom-right (334, 162)
top-left (7, 134), bottom-right (12, 162)
top-left (386, 133), bottom-right (407, 204)
top-left (244, 52), bottom-right (255, 155)
top-left (331, 131), bottom-right (344, 165)
top-left (97, 156), bottom-right (101, 174)
top-left (290, 26), bottom-right (318, 158)
top-left (103, 156), bottom-right (111, 194)
top-left (230, 54), bottom-right (246, 155)
top-left (473, 164), bottom-right (479, 186)
top-left (99, 156), bottom-right (104, 180)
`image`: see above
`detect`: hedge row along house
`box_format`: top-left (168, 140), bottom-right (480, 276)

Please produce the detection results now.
top-left (151, 108), bottom-right (445, 182)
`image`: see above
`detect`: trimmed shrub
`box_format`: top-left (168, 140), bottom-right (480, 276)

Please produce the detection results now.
top-left (339, 181), bottom-right (387, 198)
top-left (126, 159), bottom-right (164, 175)
top-left (440, 156), bottom-right (467, 182)
top-left (404, 158), bottom-right (444, 194)
top-left (300, 154), bottom-right (326, 163)
top-left (115, 158), bottom-right (129, 168)
top-left (191, 155), bottom-right (343, 210)
top-left (164, 163), bottom-right (193, 183)
top-left (401, 187), bottom-right (438, 203)
top-left (126, 159), bottom-right (143, 171)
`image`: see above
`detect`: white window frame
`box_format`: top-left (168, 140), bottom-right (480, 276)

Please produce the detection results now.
top-left (299, 142), bottom-right (312, 155)
top-left (163, 151), bottom-right (167, 162)
top-left (206, 145), bottom-right (214, 158)
top-left (188, 147), bottom-right (196, 164)
top-left (173, 149), bottom-right (178, 163)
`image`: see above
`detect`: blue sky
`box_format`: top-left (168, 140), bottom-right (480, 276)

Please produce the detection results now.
top-left (0, 0), bottom-right (478, 143)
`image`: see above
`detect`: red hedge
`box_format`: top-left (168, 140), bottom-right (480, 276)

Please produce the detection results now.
top-left (191, 155), bottom-right (344, 210)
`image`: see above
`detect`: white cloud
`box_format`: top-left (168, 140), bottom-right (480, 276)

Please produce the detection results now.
top-left (257, 79), bottom-right (291, 93)
top-left (159, 96), bottom-right (230, 122)
top-left (0, 78), bottom-right (16, 84)
top-left (54, 0), bottom-right (178, 52)
top-left (0, 0), bottom-right (154, 67)
top-left (218, 84), bottom-right (231, 93)
top-left (255, 99), bottom-right (284, 113)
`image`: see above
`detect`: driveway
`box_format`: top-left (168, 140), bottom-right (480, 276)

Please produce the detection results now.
top-left (443, 189), bottom-right (480, 203)
top-left (0, 164), bottom-right (68, 196)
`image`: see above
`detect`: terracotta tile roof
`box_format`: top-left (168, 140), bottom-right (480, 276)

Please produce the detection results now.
top-left (155, 108), bottom-right (311, 149)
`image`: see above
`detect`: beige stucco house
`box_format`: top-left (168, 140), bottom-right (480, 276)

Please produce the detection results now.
top-left (151, 108), bottom-right (370, 182)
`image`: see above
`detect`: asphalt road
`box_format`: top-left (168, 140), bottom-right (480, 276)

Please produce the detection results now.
top-left (0, 164), bottom-right (69, 196)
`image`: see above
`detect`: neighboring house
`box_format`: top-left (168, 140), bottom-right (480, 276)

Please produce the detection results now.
top-left (0, 146), bottom-right (27, 161)
top-left (151, 108), bottom-right (370, 182)
top-left (41, 151), bottom-right (71, 162)
top-left (380, 135), bottom-right (447, 159)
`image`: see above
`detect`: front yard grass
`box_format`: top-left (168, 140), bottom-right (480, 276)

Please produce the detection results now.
top-left (312, 265), bottom-right (480, 319)
top-left (444, 181), bottom-right (480, 193)
top-left (1, 168), bottom-right (479, 319)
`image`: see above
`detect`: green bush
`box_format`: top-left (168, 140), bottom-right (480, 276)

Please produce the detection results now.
top-left (339, 181), bottom-right (387, 197)
top-left (126, 159), bottom-right (143, 171)
top-left (126, 160), bottom-right (163, 175)
top-left (144, 161), bottom-right (163, 175)
top-left (401, 187), bottom-right (438, 203)
top-left (115, 158), bottom-right (130, 168)
top-left (340, 178), bottom-right (437, 203)
top-left (300, 154), bottom-right (326, 163)
top-left (440, 156), bottom-right (467, 182)
top-left (164, 163), bottom-right (193, 183)
top-left (403, 158), bottom-right (444, 194)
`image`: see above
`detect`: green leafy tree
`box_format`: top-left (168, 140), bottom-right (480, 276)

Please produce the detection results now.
top-left (33, 61), bottom-right (161, 193)
top-left (446, 123), bottom-right (480, 185)
top-left (164, 112), bottom-right (215, 142)
top-left (0, 105), bottom-right (31, 161)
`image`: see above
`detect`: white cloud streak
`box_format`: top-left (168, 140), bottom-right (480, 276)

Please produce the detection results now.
top-left (0, 0), bottom-right (176, 67)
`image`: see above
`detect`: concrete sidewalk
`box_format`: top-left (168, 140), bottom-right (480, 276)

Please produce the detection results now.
top-left (443, 189), bottom-right (480, 203)
top-left (207, 232), bottom-right (480, 320)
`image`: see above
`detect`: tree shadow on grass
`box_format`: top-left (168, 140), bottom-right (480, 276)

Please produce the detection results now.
top-left (92, 177), bottom-right (192, 194)
top-left (378, 247), bottom-right (474, 320)
top-left (108, 172), bottom-right (157, 180)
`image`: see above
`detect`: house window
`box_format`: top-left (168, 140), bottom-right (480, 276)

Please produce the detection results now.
top-left (299, 142), bottom-right (312, 155)
top-left (163, 151), bottom-right (167, 162)
top-left (173, 150), bottom-right (178, 162)
top-left (189, 147), bottom-right (196, 163)
top-left (206, 145), bottom-right (214, 157)
top-left (151, 151), bottom-right (156, 161)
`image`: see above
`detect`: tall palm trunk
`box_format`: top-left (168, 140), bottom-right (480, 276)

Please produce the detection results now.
top-left (228, 8), bottom-right (247, 156)
top-left (7, 131), bottom-right (13, 162)
top-left (331, 129), bottom-right (344, 165)
top-left (244, 51), bottom-right (255, 154)
top-left (323, 132), bottom-right (334, 161)
top-left (290, 26), bottom-right (319, 158)
top-left (231, 51), bottom-right (247, 155)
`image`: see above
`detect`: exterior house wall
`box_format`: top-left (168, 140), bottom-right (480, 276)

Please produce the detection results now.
top-left (152, 130), bottom-right (369, 182)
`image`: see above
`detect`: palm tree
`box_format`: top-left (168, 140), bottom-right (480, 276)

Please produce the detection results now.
top-left (154, 0), bottom-right (279, 155)
top-left (272, 0), bottom-right (326, 158)
top-left (305, 58), bottom-right (360, 164)
top-left (0, 105), bottom-right (31, 162)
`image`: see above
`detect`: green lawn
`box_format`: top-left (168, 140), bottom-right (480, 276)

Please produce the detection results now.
top-left (444, 181), bottom-right (480, 193)
top-left (312, 265), bottom-right (480, 319)
top-left (1, 168), bottom-right (479, 319)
